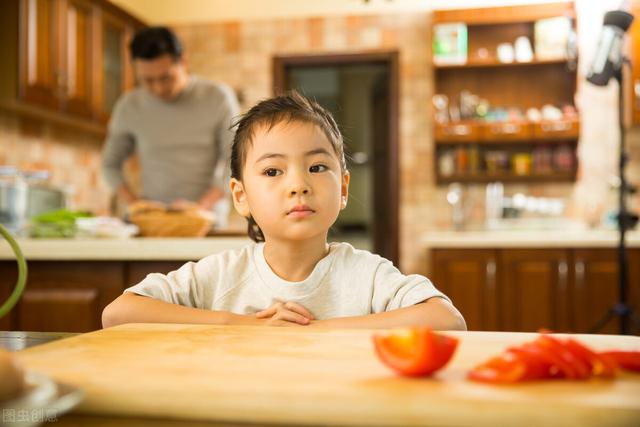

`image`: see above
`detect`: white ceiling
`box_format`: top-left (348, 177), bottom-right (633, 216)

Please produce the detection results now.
top-left (108, 0), bottom-right (575, 24)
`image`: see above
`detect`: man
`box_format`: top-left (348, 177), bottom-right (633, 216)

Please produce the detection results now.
top-left (102, 27), bottom-right (239, 218)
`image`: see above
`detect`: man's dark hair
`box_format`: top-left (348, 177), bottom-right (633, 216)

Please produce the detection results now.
top-left (129, 27), bottom-right (183, 61)
top-left (230, 90), bottom-right (347, 243)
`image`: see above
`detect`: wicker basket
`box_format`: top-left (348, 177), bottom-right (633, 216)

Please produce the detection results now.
top-left (130, 209), bottom-right (213, 237)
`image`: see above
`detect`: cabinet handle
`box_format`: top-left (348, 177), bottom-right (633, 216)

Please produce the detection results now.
top-left (558, 260), bottom-right (568, 292)
top-left (486, 259), bottom-right (497, 290)
top-left (574, 260), bottom-right (585, 289)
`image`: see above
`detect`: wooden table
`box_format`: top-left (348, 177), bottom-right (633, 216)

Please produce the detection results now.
top-left (14, 324), bottom-right (640, 426)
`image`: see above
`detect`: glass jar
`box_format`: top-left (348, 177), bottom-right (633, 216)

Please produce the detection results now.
top-left (0, 166), bottom-right (28, 235)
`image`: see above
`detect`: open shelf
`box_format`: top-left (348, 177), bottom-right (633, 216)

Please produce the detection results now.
top-left (434, 58), bottom-right (570, 70)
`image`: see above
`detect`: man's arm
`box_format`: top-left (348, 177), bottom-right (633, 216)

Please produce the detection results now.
top-left (102, 98), bottom-right (136, 204)
top-left (102, 293), bottom-right (264, 328)
top-left (310, 298), bottom-right (467, 330)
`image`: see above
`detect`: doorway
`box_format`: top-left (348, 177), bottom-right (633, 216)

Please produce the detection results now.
top-left (273, 52), bottom-right (399, 265)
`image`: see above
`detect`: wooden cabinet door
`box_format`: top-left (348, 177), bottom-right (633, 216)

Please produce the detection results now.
top-left (18, 0), bottom-right (61, 109)
top-left (59, 0), bottom-right (95, 117)
top-left (500, 249), bottom-right (571, 333)
top-left (574, 248), bottom-right (640, 335)
top-left (573, 249), bottom-right (620, 334)
top-left (629, 249), bottom-right (640, 324)
top-left (431, 249), bottom-right (499, 331)
top-left (10, 261), bottom-right (124, 333)
top-left (95, 11), bottom-right (134, 122)
top-left (0, 263), bottom-right (17, 331)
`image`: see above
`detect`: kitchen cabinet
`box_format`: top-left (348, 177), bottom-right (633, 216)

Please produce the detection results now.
top-left (432, 3), bottom-right (579, 185)
top-left (0, 0), bottom-right (144, 133)
top-left (0, 260), bottom-right (190, 333)
top-left (95, 10), bottom-right (135, 123)
top-left (430, 247), bottom-right (640, 334)
top-left (431, 249), bottom-right (499, 331)
top-left (500, 249), bottom-right (571, 333)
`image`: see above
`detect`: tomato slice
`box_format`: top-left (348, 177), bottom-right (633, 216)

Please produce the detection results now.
top-left (468, 350), bottom-right (529, 383)
top-left (534, 334), bottom-right (590, 380)
top-left (600, 351), bottom-right (640, 372)
top-left (373, 328), bottom-right (458, 377)
top-left (565, 339), bottom-right (616, 378)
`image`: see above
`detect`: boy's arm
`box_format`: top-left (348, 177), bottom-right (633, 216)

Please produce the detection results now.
top-left (310, 298), bottom-right (467, 331)
top-left (102, 293), bottom-right (264, 328)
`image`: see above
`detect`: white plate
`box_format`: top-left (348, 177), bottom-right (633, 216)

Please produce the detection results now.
top-left (1, 371), bottom-right (83, 426)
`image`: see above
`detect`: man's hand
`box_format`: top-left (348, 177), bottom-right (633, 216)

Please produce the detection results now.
top-left (198, 187), bottom-right (225, 210)
top-left (256, 301), bottom-right (315, 326)
top-left (117, 184), bottom-right (138, 204)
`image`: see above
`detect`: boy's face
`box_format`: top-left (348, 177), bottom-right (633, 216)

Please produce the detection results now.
top-left (230, 121), bottom-right (349, 243)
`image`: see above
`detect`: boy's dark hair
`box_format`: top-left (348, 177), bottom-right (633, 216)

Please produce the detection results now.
top-left (230, 90), bottom-right (347, 243)
top-left (129, 27), bottom-right (183, 61)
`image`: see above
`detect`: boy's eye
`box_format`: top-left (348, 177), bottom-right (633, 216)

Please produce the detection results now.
top-left (310, 164), bottom-right (328, 173)
top-left (263, 168), bottom-right (281, 177)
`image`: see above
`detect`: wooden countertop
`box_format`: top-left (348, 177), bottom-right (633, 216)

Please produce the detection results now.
top-left (423, 229), bottom-right (640, 248)
top-left (15, 324), bottom-right (640, 426)
top-left (0, 235), bottom-right (252, 261)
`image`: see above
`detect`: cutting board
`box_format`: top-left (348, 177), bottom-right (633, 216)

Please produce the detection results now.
top-left (16, 324), bottom-right (640, 426)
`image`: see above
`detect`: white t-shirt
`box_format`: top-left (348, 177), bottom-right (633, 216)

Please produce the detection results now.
top-left (124, 242), bottom-right (450, 319)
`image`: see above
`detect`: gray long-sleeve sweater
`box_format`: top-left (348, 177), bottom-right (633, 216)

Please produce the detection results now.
top-left (101, 76), bottom-right (240, 204)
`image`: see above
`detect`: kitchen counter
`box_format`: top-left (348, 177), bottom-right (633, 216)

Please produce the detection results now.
top-left (423, 228), bottom-right (640, 248)
top-left (0, 235), bottom-right (252, 261)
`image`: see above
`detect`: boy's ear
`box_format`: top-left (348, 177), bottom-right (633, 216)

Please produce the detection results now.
top-left (341, 171), bottom-right (350, 210)
top-left (230, 178), bottom-right (250, 217)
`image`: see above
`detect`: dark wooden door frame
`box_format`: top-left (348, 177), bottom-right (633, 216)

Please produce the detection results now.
top-left (272, 51), bottom-right (399, 265)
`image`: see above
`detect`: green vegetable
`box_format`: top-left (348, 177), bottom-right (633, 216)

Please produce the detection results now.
top-left (30, 209), bottom-right (93, 238)
top-left (0, 223), bottom-right (27, 319)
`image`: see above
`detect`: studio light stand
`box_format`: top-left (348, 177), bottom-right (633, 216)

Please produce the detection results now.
top-left (587, 10), bottom-right (640, 335)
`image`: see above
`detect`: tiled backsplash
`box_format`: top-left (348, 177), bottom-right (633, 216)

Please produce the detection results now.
top-left (1, 9), bottom-right (638, 274)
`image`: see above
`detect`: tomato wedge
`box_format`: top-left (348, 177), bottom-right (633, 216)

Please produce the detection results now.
top-left (600, 351), bottom-right (640, 372)
top-left (373, 328), bottom-right (458, 377)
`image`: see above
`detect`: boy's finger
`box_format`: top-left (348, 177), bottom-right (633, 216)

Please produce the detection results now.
top-left (284, 302), bottom-right (315, 320)
top-left (256, 307), bottom-right (276, 318)
top-left (276, 310), bottom-right (310, 325)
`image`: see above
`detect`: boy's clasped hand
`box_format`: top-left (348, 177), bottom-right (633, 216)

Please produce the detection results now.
top-left (255, 301), bottom-right (315, 326)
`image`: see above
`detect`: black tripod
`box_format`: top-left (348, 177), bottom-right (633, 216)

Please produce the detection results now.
top-left (589, 61), bottom-right (640, 335)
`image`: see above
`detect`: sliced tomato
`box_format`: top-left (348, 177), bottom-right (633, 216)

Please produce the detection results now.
top-left (565, 339), bottom-right (616, 378)
top-left (468, 350), bottom-right (529, 383)
top-left (600, 351), bottom-right (640, 372)
top-left (372, 327), bottom-right (458, 377)
top-left (507, 344), bottom-right (555, 380)
top-left (534, 334), bottom-right (590, 380)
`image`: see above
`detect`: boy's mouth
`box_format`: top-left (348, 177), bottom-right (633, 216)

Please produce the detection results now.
top-left (287, 205), bottom-right (315, 217)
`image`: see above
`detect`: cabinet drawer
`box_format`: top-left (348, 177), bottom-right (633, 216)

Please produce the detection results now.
top-left (483, 122), bottom-right (532, 141)
top-left (533, 119), bottom-right (579, 140)
top-left (435, 122), bottom-right (481, 142)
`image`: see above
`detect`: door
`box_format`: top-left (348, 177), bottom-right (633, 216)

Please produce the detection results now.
top-left (431, 249), bottom-right (499, 331)
top-left (272, 52), bottom-right (399, 265)
top-left (19, 0), bottom-right (60, 109)
top-left (500, 249), bottom-right (571, 332)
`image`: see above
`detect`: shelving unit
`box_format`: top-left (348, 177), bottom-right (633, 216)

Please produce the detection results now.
top-left (432, 2), bottom-right (579, 185)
